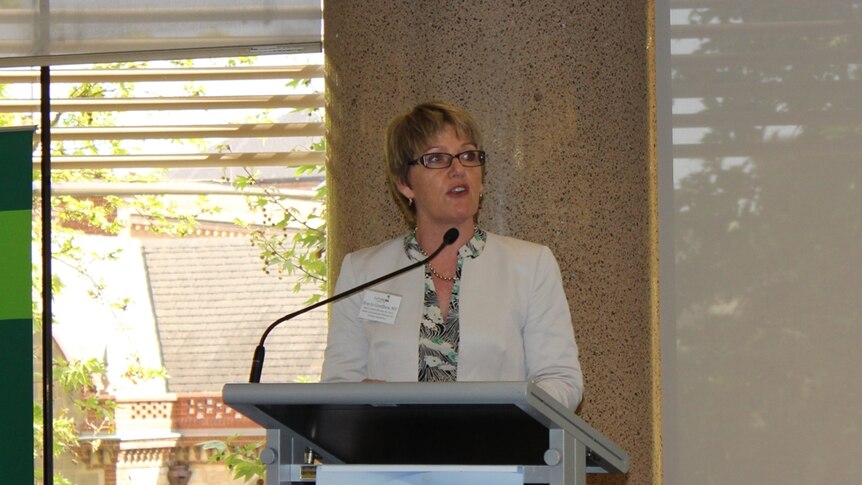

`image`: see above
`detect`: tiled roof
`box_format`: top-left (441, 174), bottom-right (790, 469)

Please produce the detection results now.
top-left (141, 237), bottom-right (326, 392)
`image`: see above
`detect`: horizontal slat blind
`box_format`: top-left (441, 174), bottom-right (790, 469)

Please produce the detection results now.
top-left (0, 60), bottom-right (325, 171)
top-left (0, 94), bottom-right (325, 113)
top-left (38, 152), bottom-right (326, 170)
top-left (43, 123), bottom-right (325, 141)
top-left (0, 65), bottom-right (324, 83)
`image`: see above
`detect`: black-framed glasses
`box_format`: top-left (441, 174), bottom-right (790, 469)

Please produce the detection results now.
top-left (408, 150), bottom-right (487, 169)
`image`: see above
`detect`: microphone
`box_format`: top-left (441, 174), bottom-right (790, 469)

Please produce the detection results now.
top-left (249, 227), bottom-right (460, 383)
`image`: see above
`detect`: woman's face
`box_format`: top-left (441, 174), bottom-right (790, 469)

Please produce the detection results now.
top-left (397, 124), bottom-right (484, 230)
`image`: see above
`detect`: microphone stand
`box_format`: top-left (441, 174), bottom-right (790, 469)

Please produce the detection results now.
top-left (248, 228), bottom-right (459, 383)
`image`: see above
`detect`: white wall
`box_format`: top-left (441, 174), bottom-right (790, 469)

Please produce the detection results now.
top-left (657, 1), bottom-right (862, 483)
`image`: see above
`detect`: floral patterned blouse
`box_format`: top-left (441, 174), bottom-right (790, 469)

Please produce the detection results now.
top-left (404, 227), bottom-right (487, 382)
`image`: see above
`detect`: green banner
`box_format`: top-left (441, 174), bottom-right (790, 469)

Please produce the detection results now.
top-left (0, 126), bottom-right (35, 484)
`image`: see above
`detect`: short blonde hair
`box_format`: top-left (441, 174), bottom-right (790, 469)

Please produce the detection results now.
top-left (384, 101), bottom-right (483, 225)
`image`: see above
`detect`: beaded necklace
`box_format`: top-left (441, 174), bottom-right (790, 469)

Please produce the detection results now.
top-left (417, 245), bottom-right (457, 281)
top-left (415, 228), bottom-right (458, 281)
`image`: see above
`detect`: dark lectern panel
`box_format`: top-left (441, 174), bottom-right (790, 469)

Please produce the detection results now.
top-left (223, 382), bottom-right (629, 473)
top-left (258, 403), bottom-right (549, 465)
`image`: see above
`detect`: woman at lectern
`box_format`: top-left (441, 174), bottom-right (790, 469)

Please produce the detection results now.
top-left (321, 101), bottom-right (584, 411)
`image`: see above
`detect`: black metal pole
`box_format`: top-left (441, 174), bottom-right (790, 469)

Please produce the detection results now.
top-left (41, 65), bottom-right (54, 485)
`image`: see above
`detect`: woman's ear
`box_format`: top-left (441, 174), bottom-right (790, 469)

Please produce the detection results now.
top-left (396, 179), bottom-right (415, 200)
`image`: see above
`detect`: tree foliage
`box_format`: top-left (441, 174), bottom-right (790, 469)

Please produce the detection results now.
top-left (234, 162), bottom-right (327, 304)
top-left (200, 436), bottom-right (266, 484)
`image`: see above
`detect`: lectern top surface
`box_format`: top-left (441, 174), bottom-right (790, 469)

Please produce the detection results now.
top-left (222, 381), bottom-right (628, 474)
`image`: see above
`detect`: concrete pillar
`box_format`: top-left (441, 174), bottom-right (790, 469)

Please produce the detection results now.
top-left (325, 2), bottom-right (659, 483)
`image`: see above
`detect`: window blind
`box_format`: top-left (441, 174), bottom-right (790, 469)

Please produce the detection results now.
top-left (0, 61), bottom-right (325, 170)
top-left (0, 0), bottom-right (322, 67)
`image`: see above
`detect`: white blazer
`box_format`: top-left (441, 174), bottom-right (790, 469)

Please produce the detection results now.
top-left (321, 232), bottom-right (584, 410)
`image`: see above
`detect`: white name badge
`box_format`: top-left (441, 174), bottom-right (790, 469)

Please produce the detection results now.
top-left (358, 290), bottom-right (402, 325)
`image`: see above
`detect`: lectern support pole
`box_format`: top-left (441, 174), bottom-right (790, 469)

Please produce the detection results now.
top-left (546, 428), bottom-right (585, 485)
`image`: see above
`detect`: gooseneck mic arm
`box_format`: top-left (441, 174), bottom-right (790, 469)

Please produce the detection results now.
top-left (248, 227), bottom-right (460, 383)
